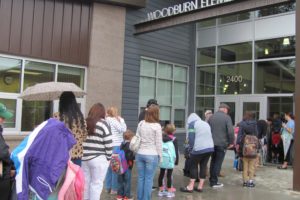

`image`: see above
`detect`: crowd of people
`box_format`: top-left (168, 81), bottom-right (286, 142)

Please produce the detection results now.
top-left (0, 96), bottom-right (296, 200)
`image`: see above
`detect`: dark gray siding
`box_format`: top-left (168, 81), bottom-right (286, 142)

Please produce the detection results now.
top-left (122, 0), bottom-right (195, 132)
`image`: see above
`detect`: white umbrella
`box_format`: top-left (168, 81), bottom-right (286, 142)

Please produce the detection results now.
top-left (19, 82), bottom-right (86, 101)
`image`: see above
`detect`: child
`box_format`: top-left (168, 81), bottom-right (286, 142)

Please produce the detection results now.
top-left (158, 124), bottom-right (178, 198)
top-left (116, 130), bottom-right (135, 200)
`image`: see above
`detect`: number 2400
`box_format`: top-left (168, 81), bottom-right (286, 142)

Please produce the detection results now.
top-left (226, 75), bottom-right (243, 83)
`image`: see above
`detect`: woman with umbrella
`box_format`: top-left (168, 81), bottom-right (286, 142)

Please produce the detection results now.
top-left (59, 91), bottom-right (88, 166)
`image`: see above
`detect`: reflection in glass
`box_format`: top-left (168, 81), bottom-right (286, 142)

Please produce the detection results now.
top-left (0, 57), bottom-right (22, 93)
top-left (243, 102), bottom-right (260, 120)
top-left (196, 97), bottom-right (215, 119)
top-left (218, 42), bottom-right (252, 63)
top-left (255, 59), bottom-right (295, 94)
top-left (217, 63), bottom-right (252, 94)
top-left (158, 62), bottom-right (172, 79)
top-left (0, 98), bottom-right (16, 128)
top-left (174, 109), bottom-right (185, 128)
top-left (57, 66), bottom-right (85, 89)
top-left (139, 77), bottom-right (155, 105)
top-left (140, 59), bottom-right (156, 77)
top-left (197, 66), bottom-right (215, 95)
top-left (21, 101), bottom-right (52, 131)
top-left (257, 2), bottom-right (296, 17)
top-left (197, 19), bottom-right (216, 28)
top-left (23, 61), bottom-right (55, 90)
top-left (173, 82), bottom-right (186, 107)
top-left (268, 97), bottom-right (293, 118)
top-left (255, 36), bottom-right (295, 59)
top-left (157, 80), bottom-right (172, 105)
top-left (197, 47), bottom-right (216, 65)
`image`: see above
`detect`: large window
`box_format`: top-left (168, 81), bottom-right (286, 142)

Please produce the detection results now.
top-left (219, 12), bottom-right (251, 24)
top-left (0, 54), bottom-right (86, 133)
top-left (255, 59), bottom-right (295, 94)
top-left (196, 97), bottom-right (215, 119)
top-left (196, 66), bottom-right (215, 95)
top-left (139, 58), bottom-right (188, 128)
top-left (197, 47), bottom-right (216, 65)
top-left (218, 42), bottom-right (252, 63)
top-left (268, 97), bottom-right (294, 118)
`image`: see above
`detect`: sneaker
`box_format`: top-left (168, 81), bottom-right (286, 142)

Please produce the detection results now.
top-left (116, 195), bottom-right (123, 200)
top-left (212, 183), bottom-right (224, 188)
top-left (247, 180), bottom-right (255, 188)
top-left (158, 190), bottom-right (167, 197)
top-left (111, 190), bottom-right (118, 195)
top-left (243, 182), bottom-right (248, 187)
top-left (166, 192), bottom-right (175, 198)
top-left (123, 196), bottom-right (134, 200)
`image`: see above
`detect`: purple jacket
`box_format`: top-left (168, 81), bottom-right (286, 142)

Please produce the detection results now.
top-left (18, 119), bottom-right (76, 200)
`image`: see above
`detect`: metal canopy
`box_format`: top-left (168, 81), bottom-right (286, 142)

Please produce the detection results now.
top-left (135, 0), bottom-right (292, 34)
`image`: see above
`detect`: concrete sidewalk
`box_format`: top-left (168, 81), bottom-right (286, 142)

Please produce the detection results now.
top-left (101, 151), bottom-right (300, 200)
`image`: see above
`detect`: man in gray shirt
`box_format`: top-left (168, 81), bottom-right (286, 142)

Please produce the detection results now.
top-left (208, 103), bottom-right (234, 188)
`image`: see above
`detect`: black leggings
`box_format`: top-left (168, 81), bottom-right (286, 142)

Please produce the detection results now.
top-left (0, 179), bottom-right (11, 200)
top-left (190, 152), bottom-right (212, 179)
top-left (158, 168), bottom-right (173, 188)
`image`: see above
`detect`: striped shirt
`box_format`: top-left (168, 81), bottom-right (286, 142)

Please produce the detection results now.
top-left (82, 119), bottom-right (113, 161)
top-left (106, 116), bottom-right (127, 146)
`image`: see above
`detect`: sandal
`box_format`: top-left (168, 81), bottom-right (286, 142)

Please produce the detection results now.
top-left (194, 188), bottom-right (203, 193)
top-left (180, 186), bottom-right (193, 193)
top-left (277, 166), bottom-right (288, 169)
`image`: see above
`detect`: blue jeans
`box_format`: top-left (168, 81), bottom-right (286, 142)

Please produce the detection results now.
top-left (136, 154), bottom-right (159, 200)
top-left (117, 169), bottom-right (132, 198)
top-left (105, 146), bottom-right (120, 191)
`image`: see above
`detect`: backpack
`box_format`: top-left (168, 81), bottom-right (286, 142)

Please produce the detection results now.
top-left (243, 135), bottom-right (259, 158)
top-left (110, 149), bottom-right (129, 175)
top-left (58, 160), bottom-right (85, 200)
top-left (160, 141), bottom-right (176, 169)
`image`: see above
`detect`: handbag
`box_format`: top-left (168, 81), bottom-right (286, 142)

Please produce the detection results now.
top-left (129, 122), bottom-right (143, 153)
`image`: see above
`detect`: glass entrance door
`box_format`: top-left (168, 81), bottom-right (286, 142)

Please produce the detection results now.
top-left (215, 95), bottom-right (267, 125)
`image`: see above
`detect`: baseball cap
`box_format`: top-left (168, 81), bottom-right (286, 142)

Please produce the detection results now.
top-left (219, 103), bottom-right (230, 110)
top-left (0, 103), bottom-right (13, 119)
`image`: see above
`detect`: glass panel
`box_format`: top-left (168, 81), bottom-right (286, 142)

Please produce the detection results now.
top-left (220, 102), bottom-right (235, 125)
top-left (197, 47), bottom-right (216, 65)
top-left (196, 97), bottom-right (215, 120)
top-left (219, 12), bottom-right (251, 24)
top-left (139, 77), bottom-right (155, 105)
top-left (174, 66), bottom-right (187, 82)
top-left (23, 61), bottom-right (55, 89)
top-left (21, 101), bottom-right (52, 131)
top-left (174, 109), bottom-right (185, 128)
top-left (243, 102), bottom-right (260, 120)
top-left (257, 2), bottom-right (296, 17)
top-left (158, 62), bottom-right (172, 79)
top-left (57, 66), bottom-right (85, 89)
top-left (218, 42), bottom-right (252, 63)
top-left (0, 57), bottom-right (22, 93)
top-left (255, 36), bottom-right (295, 59)
top-left (198, 19), bottom-right (216, 28)
top-left (140, 59), bottom-right (156, 77)
top-left (217, 63), bottom-right (252, 94)
top-left (268, 97), bottom-right (294, 118)
top-left (157, 79), bottom-right (172, 105)
top-left (255, 59), bottom-right (295, 94)
top-left (160, 106), bottom-right (171, 124)
top-left (197, 66), bottom-right (215, 95)
top-left (0, 98), bottom-right (16, 128)
top-left (173, 82), bottom-right (186, 107)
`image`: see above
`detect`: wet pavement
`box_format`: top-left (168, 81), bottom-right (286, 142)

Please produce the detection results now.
top-left (101, 151), bottom-right (300, 200)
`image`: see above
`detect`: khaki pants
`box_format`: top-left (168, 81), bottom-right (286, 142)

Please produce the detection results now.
top-left (242, 157), bottom-right (256, 182)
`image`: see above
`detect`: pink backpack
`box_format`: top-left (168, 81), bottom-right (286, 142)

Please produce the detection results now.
top-left (58, 160), bottom-right (85, 200)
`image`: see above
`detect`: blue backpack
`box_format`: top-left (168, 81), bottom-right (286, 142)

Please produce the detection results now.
top-left (160, 141), bottom-right (176, 169)
top-left (110, 148), bottom-right (128, 175)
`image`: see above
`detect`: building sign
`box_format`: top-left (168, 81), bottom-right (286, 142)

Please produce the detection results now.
top-left (147, 0), bottom-right (235, 21)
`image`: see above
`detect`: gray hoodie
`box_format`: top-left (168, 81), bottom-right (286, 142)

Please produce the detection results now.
top-left (208, 111), bottom-right (234, 148)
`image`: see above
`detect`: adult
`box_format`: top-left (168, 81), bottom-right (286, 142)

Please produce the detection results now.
top-left (181, 113), bottom-right (214, 193)
top-left (136, 105), bottom-right (162, 200)
top-left (208, 103), bottom-right (234, 188)
top-left (138, 99), bottom-right (158, 122)
top-left (59, 91), bottom-right (88, 166)
top-left (204, 110), bottom-right (213, 122)
top-left (105, 106), bottom-right (127, 194)
top-left (82, 103), bottom-right (113, 200)
top-left (278, 112), bottom-right (295, 169)
top-left (0, 103), bottom-right (14, 200)
top-left (236, 111), bottom-right (258, 187)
